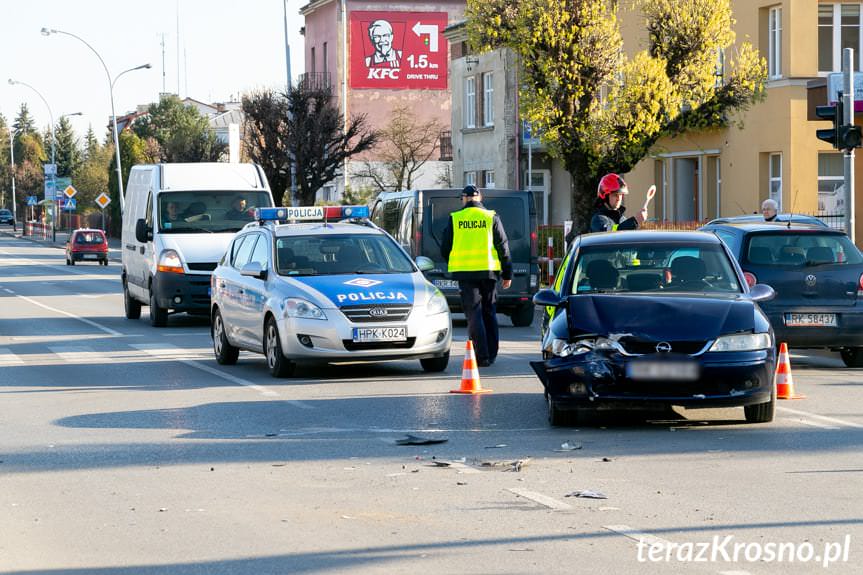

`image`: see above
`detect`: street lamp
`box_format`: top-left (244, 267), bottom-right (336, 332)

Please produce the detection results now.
top-left (41, 27), bottom-right (150, 215)
top-left (8, 127), bottom-right (16, 232)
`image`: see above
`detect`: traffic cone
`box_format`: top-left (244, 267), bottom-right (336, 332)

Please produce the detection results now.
top-left (451, 340), bottom-right (492, 394)
top-left (775, 342), bottom-right (804, 400)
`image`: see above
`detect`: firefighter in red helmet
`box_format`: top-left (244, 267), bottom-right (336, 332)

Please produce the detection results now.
top-left (589, 173), bottom-right (647, 233)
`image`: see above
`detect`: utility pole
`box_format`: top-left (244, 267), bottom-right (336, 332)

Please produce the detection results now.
top-left (284, 0), bottom-right (298, 206)
top-left (843, 48), bottom-right (856, 243)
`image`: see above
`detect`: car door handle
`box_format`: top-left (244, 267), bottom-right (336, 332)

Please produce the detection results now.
top-left (139, 247), bottom-right (145, 254)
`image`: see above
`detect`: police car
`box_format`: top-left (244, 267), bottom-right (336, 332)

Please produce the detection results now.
top-left (210, 206), bottom-right (452, 377)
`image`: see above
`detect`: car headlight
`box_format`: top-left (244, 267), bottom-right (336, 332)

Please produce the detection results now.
top-left (551, 337), bottom-right (616, 357)
top-left (284, 298), bottom-right (327, 320)
top-left (157, 249), bottom-right (184, 273)
top-left (426, 290), bottom-right (449, 316)
top-left (709, 333), bottom-right (771, 352)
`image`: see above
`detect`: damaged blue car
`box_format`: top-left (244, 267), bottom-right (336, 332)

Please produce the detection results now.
top-left (531, 231), bottom-right (777, 426)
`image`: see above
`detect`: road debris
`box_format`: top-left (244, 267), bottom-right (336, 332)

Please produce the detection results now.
top-left (395, 434), bottom-right (448, 445)
top-left (565, 490), bottom-right (608, 499)
top-left (554, 442), bottom-right (583, 452)
top-left (485, 444), bottom-right (508, 449)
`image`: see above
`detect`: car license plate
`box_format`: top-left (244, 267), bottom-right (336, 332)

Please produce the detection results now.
top-left (626, 360), bottom-right (700, 381)
top-left (352, 326), bottom-right (407, 342)
top-left (785, 313), bottom-right (837, 327)
top-left (83, 254), bottom-right (98, 259)
top-left (433, 279), bottom-right (459, 289)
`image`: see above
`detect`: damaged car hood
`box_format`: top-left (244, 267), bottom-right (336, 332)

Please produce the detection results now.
top-left (565, 294), bottom-right (756, 341)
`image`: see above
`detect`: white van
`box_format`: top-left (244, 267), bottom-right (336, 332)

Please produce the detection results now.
top-left (122, 163), bottom-right (275, 326)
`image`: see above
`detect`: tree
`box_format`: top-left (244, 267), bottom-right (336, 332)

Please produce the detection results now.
top-left (0, 114), bottom-right (11, 211)
top-left (83, 125), bottom-right (100, 161)
top-left (55, 116), bottom-right (82, 178)
top-left (12, 104), bottom-right (36, 136)
top-left (133, 94), bottom-right (226, 163)
top-left (353, 105), bottom-right (441, 192)
top-left (467, 0), bottom-right (766, 227)
top-left (243, 84), bottom-right (378, 206)
top-left (73, 136), bottom-right (112, 217)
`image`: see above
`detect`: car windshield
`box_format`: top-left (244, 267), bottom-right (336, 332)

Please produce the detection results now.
top-left (744, 232), bottom-right (863, 266)
top-left (570, 243), bottom-right (742, 294)
top-left (275, 234), bottom-right (415, 276)
top-left (158, 191), bottom-right (273, 233)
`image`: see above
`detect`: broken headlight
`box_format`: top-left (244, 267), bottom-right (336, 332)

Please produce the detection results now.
top-left (551, 337), bottom-right (617, 357)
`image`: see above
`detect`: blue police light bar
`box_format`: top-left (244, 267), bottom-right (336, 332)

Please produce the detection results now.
top-left (256, 206), bottom-right (369, 222)
top-left (255, 207), bottom-right (291, 221)
top-left (334, 205), bottom-right (369, 219)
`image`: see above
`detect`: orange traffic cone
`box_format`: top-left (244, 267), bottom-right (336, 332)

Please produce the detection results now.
top-left (775, 342), bottom-right (804, 400)
top-left (451, 340), bottom-right (492, 394)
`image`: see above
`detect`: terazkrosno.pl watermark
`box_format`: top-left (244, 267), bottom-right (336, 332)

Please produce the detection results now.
top-left (637, 535), bottom-right (852, 568)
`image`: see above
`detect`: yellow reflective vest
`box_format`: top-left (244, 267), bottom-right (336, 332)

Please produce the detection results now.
top-left (448, 207), bottom-right (502, 273)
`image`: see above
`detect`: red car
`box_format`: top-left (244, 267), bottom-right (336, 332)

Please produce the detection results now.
top-left (66, 229), bottom-right (109, 266)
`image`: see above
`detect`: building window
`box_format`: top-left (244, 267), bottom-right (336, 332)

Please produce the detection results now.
top-left (322, 42), bottom-right (328, 80)
top-left (465, 77), bottom-right (476, 129)
top-left (484, 170), bottom-right (495, 188)
top-left (715, 48), bottom-right (726, 87)
top-left (311, 46), bottom-right (316, 76)
top-left (818, 152), bottom-right (845, 212)
top-left (482, 72), bottom-right (494, 127)
top-left (769, 153), bottom-right (782, 210)
top-left (465, 171), bottom-right (477, 186)
top-left (768, 7), bottom-right (782, 79)
top-left (819, 3), bottom-right (863, 72)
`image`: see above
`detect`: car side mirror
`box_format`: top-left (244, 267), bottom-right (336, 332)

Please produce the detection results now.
top-left (533, 288), bottom-right (562, 308)
top-left (415, 256), bottom-right (434, 272)
top-left (749, 283), bottom-right (775, 303)
top-left (240, 261), bottom-right (268, 280)
top-left (135, 219), bottom-right (152, 243)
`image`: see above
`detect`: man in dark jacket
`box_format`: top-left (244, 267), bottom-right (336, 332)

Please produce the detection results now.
top-left (441, 185), bottom-right (513, 367)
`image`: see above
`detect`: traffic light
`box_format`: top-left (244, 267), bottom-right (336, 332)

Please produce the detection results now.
top-left (816, 99), bottom-right (842, 149)
top-left (840, 123), bottom-right (863, 150)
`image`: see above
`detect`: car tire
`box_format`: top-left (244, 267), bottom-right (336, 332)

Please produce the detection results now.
top-left (123, 281), bottom-right (142, 320)
top-left (547, 396), bottom-right (574, 427)
top-left (212, 309), bottom-right (239, 365)
top-left (744, 389), bottom-right (775, 424)
top-left (149, 288), bottom-right (168, 327)
top-left (265, 317), bottom-right (294, 378)
top-left (840, 347), bottom-right (863, 368)
top-left (510, 303), bottom-right (535, 328)
top-left (420, 352), bottom-right (449, 372)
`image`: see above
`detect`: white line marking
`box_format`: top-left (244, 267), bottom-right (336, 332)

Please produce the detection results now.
top-left (3, 288), bottom-right (14, 293)
top-left (47, 345), bottom-right (100, 363)
top-left (777, 406), bottom-right (863, 429)
top-left (0, 348), bottom-right (25, 366)
top-left (718, 571), bottom-right (754, 575)
top-left (508, 488), bottom-right (572, 510)
top-left (787, 418), bottom-right (841, 430)
top-left (604, 524), bottom-right (674, 549)
top-left (11, 292), bottom-right (121, 336)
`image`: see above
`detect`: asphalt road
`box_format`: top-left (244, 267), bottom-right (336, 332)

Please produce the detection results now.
top-left (1, 231), bottom-right (861, 574)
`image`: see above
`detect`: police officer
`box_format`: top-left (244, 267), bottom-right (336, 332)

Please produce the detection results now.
top-left (589, 173), bottom-right (647, 233)
top-left (441, 185), bottom-right (512, 367)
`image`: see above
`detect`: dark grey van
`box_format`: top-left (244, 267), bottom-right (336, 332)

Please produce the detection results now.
top-left (371, 189), bottom-right (539, 326)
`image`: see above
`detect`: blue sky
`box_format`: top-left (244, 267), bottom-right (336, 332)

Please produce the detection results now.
top-left (1, 0), bottom-right (305, 141)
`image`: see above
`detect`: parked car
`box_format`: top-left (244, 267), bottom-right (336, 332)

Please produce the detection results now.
top-left (705, 214), bottom-right (829, 227)
top-left (66, 229), bottom-right (109, 266)
top-left (531, 230), bottom-right (776, 426)
top-left (371, 188), bottom-right (539, 327)
top-left (0, 208), bottom-right (14, 225)
top-left (700, 220), bottom-right (863, 367)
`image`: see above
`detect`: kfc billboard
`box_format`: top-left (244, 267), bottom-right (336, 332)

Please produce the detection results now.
top-left (350, 11), bottom-right (448, 90)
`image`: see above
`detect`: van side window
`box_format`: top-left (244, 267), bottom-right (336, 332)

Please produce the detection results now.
top-left (145, 192), bottom-right (153, 228)
top-left (370, 201), bottom-right (384, 227)
top-left (398, 198), bottom-right (415, 252)
top-left (382, 199), bottom-right (401, 235)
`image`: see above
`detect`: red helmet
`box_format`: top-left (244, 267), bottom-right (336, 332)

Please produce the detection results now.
top-left (597, 173), bottom-right (629, 201)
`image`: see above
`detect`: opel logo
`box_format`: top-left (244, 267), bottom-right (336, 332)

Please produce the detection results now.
top-left (369, 307), bottom-right (387, 318)
top-left (805, 274), bottom-right (817, 287)
top-left (655, 341), bottom-right (672, 353)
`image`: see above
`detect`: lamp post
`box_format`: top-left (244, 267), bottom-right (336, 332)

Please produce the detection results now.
top-left (8, 78), bottom-right (57, 241)
top-left (8, 127), bottom-right (16, 232)
top-left (41, 27), bottom-right (150, 215)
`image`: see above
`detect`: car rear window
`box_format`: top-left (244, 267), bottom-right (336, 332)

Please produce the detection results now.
top-left (744, 232), bottom-right (863, 266)
top-left (425, 196), bottom-right (529, 260)
top-left (75, 232), bottom-right (106, 244)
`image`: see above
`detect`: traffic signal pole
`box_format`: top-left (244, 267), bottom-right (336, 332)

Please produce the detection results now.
top-left (843, 48), bottom-right (856, 243)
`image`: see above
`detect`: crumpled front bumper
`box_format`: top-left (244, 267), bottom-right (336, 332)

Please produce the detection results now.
top-left (530, 350), bottom-right (774, 409)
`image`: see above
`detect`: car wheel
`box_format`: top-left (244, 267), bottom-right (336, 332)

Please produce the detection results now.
top-left (744, 389), bottom-right (775, 424)
top-left (265, 317), bottom-right (294, 378)
top-left (547, 396), bottom-right (573, 427)
top-left (510, 303), bottom-right (535, 328)
top-left (212, 309), bottom-right (239, 365)
top-left (840, 347), bottom-right (863, 368)
top-left (420, 351), bottom-right (449, 372)
top-left (149, 288), bottom-right (168, 327)
top-left (123, 281), bottom-right (141, 320)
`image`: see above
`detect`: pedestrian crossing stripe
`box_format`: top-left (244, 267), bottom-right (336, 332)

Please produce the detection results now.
top-left (0, 348), bottom-right (24, 365)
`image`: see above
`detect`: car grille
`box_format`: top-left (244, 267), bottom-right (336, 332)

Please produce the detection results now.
top-left (187, 262), bottom-right (218, 271)
top-left (341, 304), bottom-right (413, 323)
top-left (342, 338), bottom-right (416, 351)
top-left (618, 338), bottom-right (708, 356)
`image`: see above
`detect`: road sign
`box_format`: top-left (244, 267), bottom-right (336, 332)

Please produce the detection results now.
top-left (63, 198), bottom-right (77, 211)
top-left (26, 196), bottom-right (38, 207)
top-left (95, 193), bottom-right (111, 209)
top-left (63, 185), bottom-right (78, 199)
top-left (43, 163), bottom-right (57, 177)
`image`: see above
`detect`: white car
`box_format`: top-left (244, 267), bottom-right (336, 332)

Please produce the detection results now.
top-left (210, 206), bottom-right (452, 377)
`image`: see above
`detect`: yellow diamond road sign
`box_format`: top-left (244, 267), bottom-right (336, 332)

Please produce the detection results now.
top-left (63, 185), bottom-right (78, 199)
top-left (95, 193), bottom-right (111, 209)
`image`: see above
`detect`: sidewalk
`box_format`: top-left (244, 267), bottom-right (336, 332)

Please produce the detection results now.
top-left (0, 225), bottom-right (122, 263)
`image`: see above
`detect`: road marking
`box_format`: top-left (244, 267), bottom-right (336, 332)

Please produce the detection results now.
top-left (0, 348), bottom-right (25, 365)
top-left (11, 292), bottom-right (122, 336)
top-left (603, 524), bottom-right (674, 549)
top-left (129, 343), bottom-right (314, 407)
top-left (778, 406), bottom-right (863, 429)
top-left (789, 418), bottom-right (841, 430)
top-left (3, 288), bottom-right (13, 294)
top-left (508, 488), bottom-right (572, 510)
top-left (47, 345), bottom-right (101, 364)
